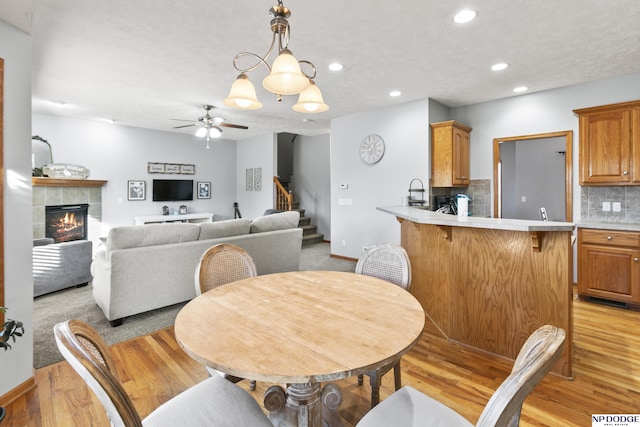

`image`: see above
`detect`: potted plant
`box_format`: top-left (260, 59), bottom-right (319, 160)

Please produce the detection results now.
top-left (0, 306), bottom-right (24, 423)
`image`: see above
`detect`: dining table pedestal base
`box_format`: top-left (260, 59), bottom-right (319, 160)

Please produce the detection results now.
top-left (264, 382), bottom-right (344, 427)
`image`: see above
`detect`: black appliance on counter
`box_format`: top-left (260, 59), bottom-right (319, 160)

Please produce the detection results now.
top-left (433, 195), bottom-right (457, 215)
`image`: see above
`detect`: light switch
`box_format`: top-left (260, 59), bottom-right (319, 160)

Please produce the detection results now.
top-left (602, 202), bottom-right (611, 212)
top-left (521, 196), bottom-right (526, 202)
top-left (613, 202), bottom-right (622, 212)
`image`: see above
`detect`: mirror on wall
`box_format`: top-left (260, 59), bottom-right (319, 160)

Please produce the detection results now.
top-left (32, 135), bottom-right (53, 175)
top-left (493, 131), bottom-right (573, 222)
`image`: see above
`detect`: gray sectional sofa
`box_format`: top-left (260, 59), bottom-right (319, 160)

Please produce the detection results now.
top-left (91, 211), bottom-right (302, 326)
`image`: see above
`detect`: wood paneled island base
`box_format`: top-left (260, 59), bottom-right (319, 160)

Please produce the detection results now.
top-left (379, 206), bottom-right (574, 378)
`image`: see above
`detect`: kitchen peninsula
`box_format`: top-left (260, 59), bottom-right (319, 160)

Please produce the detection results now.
top-left (378, 206), bottom-right (575, 378)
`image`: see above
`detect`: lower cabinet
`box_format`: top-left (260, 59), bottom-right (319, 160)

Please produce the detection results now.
top-left (578, 228), bottom-right (640, 305)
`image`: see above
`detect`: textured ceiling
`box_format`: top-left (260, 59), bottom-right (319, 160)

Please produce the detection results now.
top-left (1, 0), bottom-right (640, 140)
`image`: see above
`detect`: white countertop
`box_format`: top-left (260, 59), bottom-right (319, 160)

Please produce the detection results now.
top-left (377, 206), bottom-right (575, 232)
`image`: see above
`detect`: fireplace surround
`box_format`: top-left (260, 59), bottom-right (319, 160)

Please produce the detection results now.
top-left (32, 178), bottom-right (107, 252)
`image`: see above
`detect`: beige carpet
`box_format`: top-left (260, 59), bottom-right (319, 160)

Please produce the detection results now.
top-left (33, 242), bottom-right (355, 368)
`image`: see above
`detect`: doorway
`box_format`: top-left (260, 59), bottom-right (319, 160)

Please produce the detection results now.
top-left (493, 131), bottom-right (573, 221)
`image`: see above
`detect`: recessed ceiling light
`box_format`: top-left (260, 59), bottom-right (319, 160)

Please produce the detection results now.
top-left (389, 91), bottom-right (402, 97)
top-left (513, 86), bottom-right (528, 93)
top-left (453, 9), bottom-right (477, 24)
top-left (328, 63), bottom-right (344, 71)
top-left (491, 63), bottom-right (509, 71)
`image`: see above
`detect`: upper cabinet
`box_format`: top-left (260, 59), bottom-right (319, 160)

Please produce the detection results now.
top-left (430, 120), bottom-right (472, 187)
top-left (574, 100), bottom-right (640, 185)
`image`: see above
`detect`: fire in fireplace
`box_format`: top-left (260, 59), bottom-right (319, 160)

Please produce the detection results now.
top-left (45, 204), bottom-right (89, 243)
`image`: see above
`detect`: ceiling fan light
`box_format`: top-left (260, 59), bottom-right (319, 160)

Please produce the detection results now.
top-left (263, 49), bottom-right (310, 95)
top-left (292, 80), bottom-right (329, 113)
top-left (224, 74), bottom-right (263, 110)
top-left (209, 127), bottom-right (222, 138)
top-left (195, 127), bottom-right (208, 138)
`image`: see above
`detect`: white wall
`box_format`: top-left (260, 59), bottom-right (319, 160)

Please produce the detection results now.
top-left (452, 72), bottom-right (640, 222)
top-left (235, 133), bottom-right (276, 219)
top-left (1, 21), bottom-right (34, 399)
top-left (32, 114), bottom-right (239, 230)
top-left (330, 99), bottom-right (430, 259)
top-left (291, 133), bottom-right (331, 238)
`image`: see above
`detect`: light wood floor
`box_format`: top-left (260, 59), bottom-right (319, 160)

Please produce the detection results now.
top-left (4, 294), bottom-right (639, 426)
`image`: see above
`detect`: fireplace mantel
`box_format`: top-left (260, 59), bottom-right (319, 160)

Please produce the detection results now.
top-left (32, 177), bottom-right (107, 187)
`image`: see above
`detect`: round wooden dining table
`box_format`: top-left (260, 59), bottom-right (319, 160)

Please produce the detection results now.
top-left (174, 270), bottom-right (425, 427)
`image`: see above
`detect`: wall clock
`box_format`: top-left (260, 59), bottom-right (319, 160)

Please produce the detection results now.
top-left (359, 134), bottom-right (385, 164)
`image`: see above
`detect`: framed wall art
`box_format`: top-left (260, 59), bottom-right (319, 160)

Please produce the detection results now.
top-left (180, 164), bottom-right (195, 174)
top-left (246, 168), bottom-right (254, 191)
top-left (147, 162), bottom-right (165, 174)
top-left (165, 163), bottom-right (180, 174)
top-left (197, 181), bottom-right (211, 199)
top-left (128, 180), bottom-right (146, 201)
top-left (253, 167), bottom-right (262, 191)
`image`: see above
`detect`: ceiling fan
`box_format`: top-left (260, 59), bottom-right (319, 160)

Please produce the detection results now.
top-left (172, 105), bottom-right (248, 147)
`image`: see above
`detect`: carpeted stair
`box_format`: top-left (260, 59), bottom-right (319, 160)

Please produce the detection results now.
top-left (294, 208), bottom-right (324, 245)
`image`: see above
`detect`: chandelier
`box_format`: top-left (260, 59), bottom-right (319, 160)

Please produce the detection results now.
top-left (223, 1), bottom-right (329, 113)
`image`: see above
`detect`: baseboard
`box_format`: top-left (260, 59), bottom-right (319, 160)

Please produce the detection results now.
top-left (329, 253), bottom-right (358, 263)
top-left (0, 373), bottom-right (36, 407)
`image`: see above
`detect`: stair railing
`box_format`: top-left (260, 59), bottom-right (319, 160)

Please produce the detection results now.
top-left (273, 176), bottom-right (293, 211)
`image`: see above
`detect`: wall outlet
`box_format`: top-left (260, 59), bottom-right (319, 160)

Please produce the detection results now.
top-left (602, 201), bottom-right (611, 212)
top-left (613, 202), bottom-right (622, 212)
top-left (341, 239), bottom-right (346, 247)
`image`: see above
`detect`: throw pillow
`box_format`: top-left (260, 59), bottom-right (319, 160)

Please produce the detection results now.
top-left (250, 211), bottom-right (300, 233)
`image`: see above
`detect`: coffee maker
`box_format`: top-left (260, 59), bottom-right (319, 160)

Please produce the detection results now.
top-left (433, 195), bottom-right (456, 214)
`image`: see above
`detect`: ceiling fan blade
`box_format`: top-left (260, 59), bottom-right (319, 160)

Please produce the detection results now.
top-left (173, 124), bottom-right (197, 129)
top-left (219, 123), bottom-right (249, 130)
top-left (169, 118), bottom-right (195, 122)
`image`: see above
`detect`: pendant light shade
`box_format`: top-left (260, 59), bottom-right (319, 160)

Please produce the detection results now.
top-left (262, 49), bottom-right (310, 95)
top-left (223, 73), bottom-right (263, 110)
top-left (195, 127), bottom-right (208, 138)
top-left (292, 80), bottom-right (329, 113)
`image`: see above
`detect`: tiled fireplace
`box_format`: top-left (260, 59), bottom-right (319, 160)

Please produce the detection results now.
top-left (32, 178), bottom-right (106, 251)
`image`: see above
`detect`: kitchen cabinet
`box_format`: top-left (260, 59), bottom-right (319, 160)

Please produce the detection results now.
top-left (574, 100), bottom-right (640, 185)
top-left (430, 120), bottom-right (472, 187)
top-left (578, 228), bottom-right (640, 305)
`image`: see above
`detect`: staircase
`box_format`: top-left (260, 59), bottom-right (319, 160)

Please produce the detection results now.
top-left (294, 207), bottom-right (324, 246)
top-left (274, 176), bottom-right (324, 246)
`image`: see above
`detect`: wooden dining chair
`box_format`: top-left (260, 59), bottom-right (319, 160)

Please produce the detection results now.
top-left (356, 324), bottom-right (566, 427)
top-left (194, 243), bottom-right (258, 390)
top-left (355, 243), bottom-right (412, 407)
top-left (54, 319), bottom-right (272, 427)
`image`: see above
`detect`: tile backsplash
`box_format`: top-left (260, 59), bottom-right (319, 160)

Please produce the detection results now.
top-left (581, 186), bottom-right (640, 223)
top-left (431, 179), bottom-right (491, 218)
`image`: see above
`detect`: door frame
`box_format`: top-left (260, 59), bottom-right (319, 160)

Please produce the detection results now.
top-left (493, 130), bottom-right (573, 221)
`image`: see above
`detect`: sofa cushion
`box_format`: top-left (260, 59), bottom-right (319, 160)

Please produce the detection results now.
top-left (199, 218), bottom-right (251, 240)
top-left (106, 223), bottom-right (200, 252)
top-left (250, 211), bottom-right (300, 233)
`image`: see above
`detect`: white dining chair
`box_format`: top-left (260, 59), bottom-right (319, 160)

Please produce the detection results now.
top-left (355, 243), bottom-right (412, 407)
top-left (54, 319), bottom-right (272, 427)
top-left (195, 243), bottom-right (258, 390)
top-left (357, 325), bottom-right (566, 427)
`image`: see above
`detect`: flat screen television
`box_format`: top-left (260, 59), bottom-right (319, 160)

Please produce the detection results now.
top-left (152, 179), bottom-right (194, 202)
